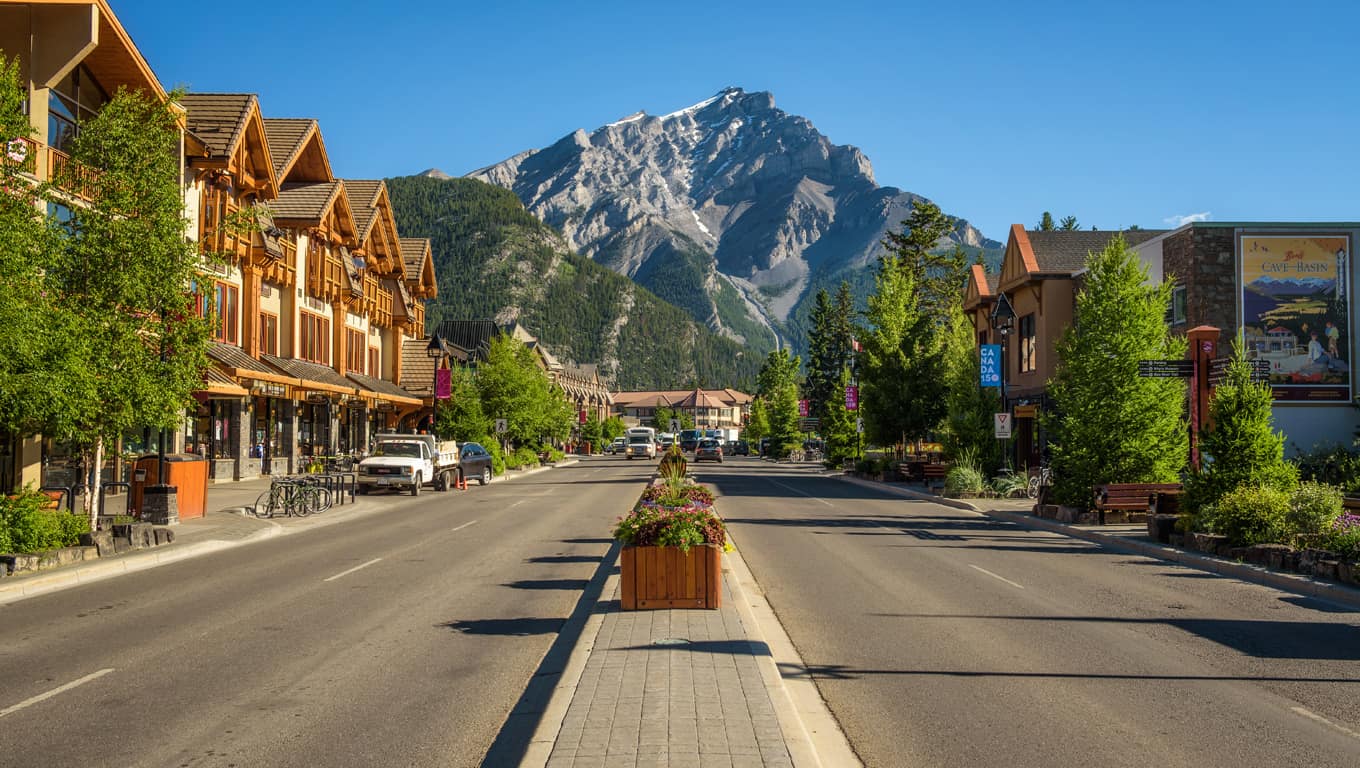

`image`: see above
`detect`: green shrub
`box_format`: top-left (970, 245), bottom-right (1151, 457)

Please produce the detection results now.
top-left (1202, 484), bottom-right (1291, 546)
top-left (482, 438), bottom-right (506, 476)
top-left (854, 459), bottom-right (876, 474)
top-left (1324, 515), bottom-right (1360, 558)
top-left (506, 446), bottom-right (539, 470)
top-left (59, 511), bottom-right (91, 545)
top-left (945, 465), bottom-right (987, 496)
top-left (0, 489), bottom-right (67, 554)
top-left (991, 471), bottom-right (1030, 499)
top-left (1292, 442), bottom-right (1360, 488)
top-left (1287, 482), bottom-right (1343, 537)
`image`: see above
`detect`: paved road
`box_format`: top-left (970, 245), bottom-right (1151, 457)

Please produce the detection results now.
top-left (0, 458), bottom-right (650, 768)
top-left (697, 459), bottom-right (1360, 768)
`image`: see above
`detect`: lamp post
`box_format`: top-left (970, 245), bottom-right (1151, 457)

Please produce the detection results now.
top-left (990, 292), bottom-right (1016, 469)
top-left (426, 334), bottom-right (445, 437)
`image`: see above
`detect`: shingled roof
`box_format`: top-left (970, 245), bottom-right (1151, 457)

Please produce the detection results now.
top-left (181, 94), bottom-right (256, 159)
top-left (345, 180), bottom-right (383, 239)
top-left (1026, 230), bottom-right (1167, 275)
top-left (400, 339), bottom-right (436, 395)
top-left (269, 181), bottom-right (342, 222)
top-left (400, 237), bottom-right (430, 277)
top-left (263, 118), bottom-right (314, 178)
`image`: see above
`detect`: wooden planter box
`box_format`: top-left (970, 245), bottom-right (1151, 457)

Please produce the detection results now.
top-left (620, 544), bottom-right (721, 610)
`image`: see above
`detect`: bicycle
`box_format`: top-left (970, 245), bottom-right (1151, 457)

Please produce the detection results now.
top-left (253, 476), bottom-right (332, 518)
top-left (1027, 465), bottom-right (1053, 500)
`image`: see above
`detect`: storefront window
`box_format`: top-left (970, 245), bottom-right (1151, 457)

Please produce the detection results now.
top-left (185, 401), bottom-right (233, 460)
top-left (252, 397), bottom-right (287, 471)
top-left (299, 400), bottom-right (331, 457)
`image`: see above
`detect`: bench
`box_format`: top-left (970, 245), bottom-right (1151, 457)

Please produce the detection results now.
top-left (923, 463), bottom-right (949, 492)
top-left (1343, 497), bottom-right (1360, 514)
top-left (1093, 483), bottom-right (1183, 525)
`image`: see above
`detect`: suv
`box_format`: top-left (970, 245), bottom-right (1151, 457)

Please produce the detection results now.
top-left (694, 438), bottom-right (724, 463)
top-left (606, 437), bottom-right (627, 455)
top-left (458, 443), bottom-right (495, 485)
top-left (727, 440), bottom-right (750, 456)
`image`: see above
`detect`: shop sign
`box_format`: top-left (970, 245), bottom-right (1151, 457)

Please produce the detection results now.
top-left (251, 381), bottom-right (287, 398)
top-left (374, 401), bottom-right (396, 412)
top-left (304, 392), bottom-right (331, 404)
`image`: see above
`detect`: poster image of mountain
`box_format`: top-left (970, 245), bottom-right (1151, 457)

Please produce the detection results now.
top-left (1240, 234), bottom-right (1352, 401)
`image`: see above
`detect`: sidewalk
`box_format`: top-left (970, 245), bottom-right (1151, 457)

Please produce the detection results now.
top-left (836, 473), bottom-right (1360, 610)
top-left (523, 545), bottom-right (856, 768)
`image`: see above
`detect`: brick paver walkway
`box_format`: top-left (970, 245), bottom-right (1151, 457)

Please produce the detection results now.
top-left (547, 579), bottom-right (794, 768)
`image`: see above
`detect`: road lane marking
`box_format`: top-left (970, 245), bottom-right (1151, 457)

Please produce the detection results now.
top-left (508, 500), bottom-right (526, 509)
top-left (451, 520), bottom-right (479, 532)
top-left (323, 558), bottom-right (383, 582)
top-left (0, 668), bottom-right (114, 718)
top-left (1292, 706), bottom-right (1360, 741)
top-left (969, 564), bottom-right (1025, 589)
top-left (769, 479), bottom-right (834, 506)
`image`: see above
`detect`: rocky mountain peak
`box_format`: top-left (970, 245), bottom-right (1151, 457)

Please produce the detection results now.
top-left (467, 88), bottom-right (998, 348)
top-left (418, 168), bottom-right (454, 180)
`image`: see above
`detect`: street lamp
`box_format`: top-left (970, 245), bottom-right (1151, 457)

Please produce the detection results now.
top-left (990, 292), bottom-right (1016, 468)
top-left (426, 334), bottom-right (445, 437)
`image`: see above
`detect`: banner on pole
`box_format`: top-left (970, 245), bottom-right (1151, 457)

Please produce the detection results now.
top-left (435, 368), bottom-right (452, 400)
top-left (980, 345), bottom-right (1001, 387)
top-left (798, 399), bottom-right (810, 417)
top-left (845, 385), bottom-right (859, 411)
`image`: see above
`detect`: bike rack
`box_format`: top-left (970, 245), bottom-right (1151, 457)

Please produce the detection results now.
top-left (40, 485), bottom-right (75, 513)
top-left (100, 481), bottom-right (131, 518)
top-left (333, 472), bottom-right (356, 503)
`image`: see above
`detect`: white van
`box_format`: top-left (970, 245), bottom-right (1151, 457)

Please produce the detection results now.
top-left (626, 427), bottom-right (657, 460)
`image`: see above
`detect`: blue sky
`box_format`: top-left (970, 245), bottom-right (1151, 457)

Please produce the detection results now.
top-left (118, 0), bottom-right (1358, 240)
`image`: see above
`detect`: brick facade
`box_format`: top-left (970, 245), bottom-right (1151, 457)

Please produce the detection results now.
top-left (1162, 227), bottom-right (1238, 333)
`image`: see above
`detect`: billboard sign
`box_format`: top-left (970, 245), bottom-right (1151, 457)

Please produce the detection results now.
top-left (1240, 234), bottom-right (1351, 402)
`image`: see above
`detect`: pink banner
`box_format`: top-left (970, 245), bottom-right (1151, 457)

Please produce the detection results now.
top-left (845, 385), bottom-right (859, 411)
top-left (435, 368), bottom-right (452, 400)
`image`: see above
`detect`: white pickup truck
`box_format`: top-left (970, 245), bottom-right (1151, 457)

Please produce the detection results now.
top-left (357, 434), bottom-right (460, 496)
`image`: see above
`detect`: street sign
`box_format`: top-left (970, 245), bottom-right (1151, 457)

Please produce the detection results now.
top-left (856, 417), bottom-right (864, 434)
top-left (1208, 357), bottom-right (1271, 386)
top-left (798, 399), bottom-right (810, 417)
top-left (994, 412), bottom-right (1012, 439)
top-left (845, 385), bottom-right (859, 411)
top-left (669, 418), bottom-right (681, 432)
top-left (494, 418), bottom-right (508, 434)
top-left (979, 344), bottom-right (1002, 387)
top-left (799, 417), bottom-right (820, 431)
top-left (1137, 359), bottom-right (1195, 378)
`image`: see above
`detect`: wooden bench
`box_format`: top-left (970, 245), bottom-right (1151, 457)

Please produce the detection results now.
top-left (923, 463), bottom-right (949, 492)
top-left (1343, 497), bottom-right (1360, 514)
top-left (1093, 483), bottom-right (1183, 525)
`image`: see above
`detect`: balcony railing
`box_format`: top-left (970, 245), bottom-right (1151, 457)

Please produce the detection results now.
top-left (3, 136), bottom-right (100, 200)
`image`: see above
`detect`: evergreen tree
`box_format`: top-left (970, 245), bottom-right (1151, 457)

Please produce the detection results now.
top-left (1184, 340), bottom-right (1298, 512)
top-left (805, 289), bottom-right (836, 423)
top-left (821, 366), bottom-right (858, 467)
top-left (941, 304), bottom-right (1002, 471)
top-left (55, 88), bottom-right (213, 521)
top-left (745, 399), bottom-right (770, 444)
top-left (1046, 235), bottom-right (1187, 507)
top-left (1038, 212), bottom-right (1056, 231)
top-left (757, 349), bottom-right (801, 457)
top-left (1059, 215), bottom-right (1081, 231)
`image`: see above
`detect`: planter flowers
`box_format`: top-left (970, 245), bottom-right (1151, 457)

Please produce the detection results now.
top-left (613, 447), bottom-right (729, 610)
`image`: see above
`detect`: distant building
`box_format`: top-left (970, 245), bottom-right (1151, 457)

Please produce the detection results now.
top-left (613, 389), bottom-right (752, 429)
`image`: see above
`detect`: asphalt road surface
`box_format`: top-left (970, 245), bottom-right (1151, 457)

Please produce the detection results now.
top-left (0, 459), bottom-right (651, 768)
top-left (697, 458), bottom-right (1360, 768)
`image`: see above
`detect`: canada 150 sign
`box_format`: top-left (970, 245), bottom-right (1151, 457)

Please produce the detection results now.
top-left (979, 344), bottom-right (1001, 387)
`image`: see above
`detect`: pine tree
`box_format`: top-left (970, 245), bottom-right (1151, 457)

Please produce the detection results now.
top-left (1038, 212), bottom-right (1056, 231)
top-left (757, 349), bottom-right (801, 457)
top-left (805, 289), bottom-right (836, 423)
top-left (1046, 235), bottom-right (1188, 507)
top-left (1184, 341), bottom-right (1298, 512)
top-left (1059, 215), bottom-right (1081, 231)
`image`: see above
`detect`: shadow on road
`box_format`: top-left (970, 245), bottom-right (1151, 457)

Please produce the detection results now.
top-left (502, 579), bottom-right (591, 591)
top-left (777, 662), bottom-right (1360, 684)
top-left (440, 617), bottom-right (565, 636)
top-left (526, 555), bottom-right (604, 564)
top-left (866, 613), bottom-right (1360, 661)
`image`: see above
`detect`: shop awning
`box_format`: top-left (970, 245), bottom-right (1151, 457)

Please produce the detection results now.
top-left (347, 372), bottom-right (423, 406)
top-left (207, 342), bottom-right (299, 386)
top-left (199, 365), bottom-right (249, 397)
top-left (261, 354), bottom-right (356, 395)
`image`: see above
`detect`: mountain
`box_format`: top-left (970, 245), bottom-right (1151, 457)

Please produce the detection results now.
top-left (468, 87), bottom-right (1002, 351)
top-left (385, 175), bottom-right (762, 390)
top-left (419, 168), bottom-right (454, 180)
top-left (1247, 275), bottom-right (1336, 296)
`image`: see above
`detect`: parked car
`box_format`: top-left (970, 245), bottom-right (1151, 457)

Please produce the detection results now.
top-left (606, 437), bottom-right (627, 455)
top-left (727, 439), bottom-right (750, 456)
top-left (694, 438), bottom-right (724, 463)
top-left (459, 442), bottom-right (495, 485)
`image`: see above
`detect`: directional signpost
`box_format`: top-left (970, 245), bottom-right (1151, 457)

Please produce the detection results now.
top-left (1208, 357), bottom-right (1271, 386)
top-left (1136, 359), bottom-right (1196, 379)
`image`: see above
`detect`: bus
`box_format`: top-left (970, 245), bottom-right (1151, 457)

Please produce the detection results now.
top-left (625, 427), bottom-right (657, 460)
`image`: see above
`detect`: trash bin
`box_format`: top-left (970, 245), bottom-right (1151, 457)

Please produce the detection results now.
top-left (130, 454), bottom-right (209, 520)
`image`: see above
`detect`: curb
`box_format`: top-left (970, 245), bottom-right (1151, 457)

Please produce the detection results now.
top-left (724, 540), bottom-right (862, 767)
top-left (0, 522), bottom-right (282, 607)
top-left (834, 473), bottom-right (1360, 611)
top-left (489, 458), bottom-right (580, 485)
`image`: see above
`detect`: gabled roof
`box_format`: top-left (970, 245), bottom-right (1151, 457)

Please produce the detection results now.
top-left (675, 389), bottom-right (724, 408)
top-left (263, 118), bottom-right (313, 178)
top-left (435, 319), bottom-right (503, 361)
top-left (83, 0), bottom-right (166, 99)
top-left (963, 263), bottom-right (997, 310)
top-left (400, 237), bottom-right (437, 297)
top-left (262, 117), bottom-right (332, 183)
top-left (345, 180), bottom-right (383, 241)
top-left (1027, 229), bottom-right (1167, 274)
top-left (400, 337), bottom-right (469, 395)
top-left (181, 93), bottom-right (256, 159)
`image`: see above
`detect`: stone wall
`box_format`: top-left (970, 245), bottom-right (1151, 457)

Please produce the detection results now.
top-left (1163, 226), bottom-right (1238, 333)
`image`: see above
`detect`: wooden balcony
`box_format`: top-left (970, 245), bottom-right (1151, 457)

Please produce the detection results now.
top-left (3, 136), bottom-right (100, 200)
top-left (306, 245), bottom-right (346, 303)
top-left (364, 273), bottom-right (394, 329)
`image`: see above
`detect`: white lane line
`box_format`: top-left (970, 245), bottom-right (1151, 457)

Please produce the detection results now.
top-left (451, 520), bottom-right (479, 532)
top-left (507, 500), bottom-right (526, 509)
top-left (323, 558), bottom-right (383, 583)
top-left (1292, 706), bottom-right (1360, 741)
top-left (0, 668), bottom-right (115, 718)
top-left (769, 479), bottom-right (834, 506)
top-left (969, 564), bottom-right (1025, 589)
